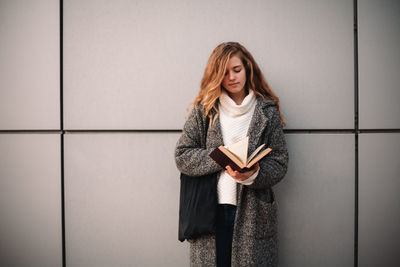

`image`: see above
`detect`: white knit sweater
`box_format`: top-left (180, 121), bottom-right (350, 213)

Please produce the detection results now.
top-left (217, 90), bottom-right (260, 205)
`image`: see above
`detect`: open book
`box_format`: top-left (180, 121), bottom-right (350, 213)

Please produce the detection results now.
top-left (209, 136), bottom-right (272, 173)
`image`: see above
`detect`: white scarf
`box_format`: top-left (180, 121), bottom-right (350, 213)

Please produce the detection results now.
top-left (219, 89), bottom-right (256, 118)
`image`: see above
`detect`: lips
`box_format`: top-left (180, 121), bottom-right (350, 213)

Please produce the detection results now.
top-left (229, 82), bottom-right (239, 86)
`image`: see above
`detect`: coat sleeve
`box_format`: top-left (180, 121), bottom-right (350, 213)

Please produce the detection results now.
top-left (174, 106), bottom-right (223, 177)
top-left (247, 107), bottom-right (289, 189)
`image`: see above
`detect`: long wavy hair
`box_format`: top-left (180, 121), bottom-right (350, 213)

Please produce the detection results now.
top-left (193, 42), bottom-right (286, 127)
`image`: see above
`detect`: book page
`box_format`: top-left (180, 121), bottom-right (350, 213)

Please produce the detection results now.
top-left (247, 144), bottom-right (266, 163)
top-left (247, 147), bottom-right (272, 168)
top-left (227, 136), bottom-right (249, 164)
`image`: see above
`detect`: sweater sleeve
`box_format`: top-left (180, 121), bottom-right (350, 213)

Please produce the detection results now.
top-left (246, 107), bottom-right (289, 189)
top-left (237, 168), bottom-right (259, 185)
top-left (174, 106), bottom-right (223, 177)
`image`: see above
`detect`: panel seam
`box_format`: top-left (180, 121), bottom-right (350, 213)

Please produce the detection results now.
top-left (354, 0), bottom-right (359, 266)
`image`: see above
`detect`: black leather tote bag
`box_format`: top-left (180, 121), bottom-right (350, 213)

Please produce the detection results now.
top-left (178, 171), bottom-right (218, 242)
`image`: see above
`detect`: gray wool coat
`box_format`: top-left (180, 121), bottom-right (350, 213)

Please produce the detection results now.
top-left (175, 96), bottom-right (289, 267)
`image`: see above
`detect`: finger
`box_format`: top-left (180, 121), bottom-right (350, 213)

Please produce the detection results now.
top-left (226, 168), bottom-right (237, 178)
top-left (225, 166), bottom-right (231, 172)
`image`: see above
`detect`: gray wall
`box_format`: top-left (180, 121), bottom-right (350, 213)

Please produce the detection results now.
top-left (0, 0), bottom-right (399, 266)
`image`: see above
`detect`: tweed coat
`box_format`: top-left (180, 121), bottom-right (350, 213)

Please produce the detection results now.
top-left (175, 96), bottom-right (289, 267)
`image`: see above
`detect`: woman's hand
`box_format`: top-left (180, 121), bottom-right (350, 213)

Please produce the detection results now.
top-left (225, 163), bottom-right (259, 182)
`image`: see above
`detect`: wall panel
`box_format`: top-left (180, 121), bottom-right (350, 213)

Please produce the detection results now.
top-left (64, 132), bottom-right (188, 266)
top-left (0, 0), bottom-right (60, 130)
top-left (359, 133), bottom-right (400, 267)
top-left (358, 0), bottom-right (400, 129)
top-left (275, 134), bottom-right (354, 267)
top-left (64, 0), bottom-right (353, 130)
top-left (0, 134), bottom-right (62, 267)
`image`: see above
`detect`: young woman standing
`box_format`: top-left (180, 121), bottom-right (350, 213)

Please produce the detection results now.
top-left (175, 42), bottom-right (289, 267)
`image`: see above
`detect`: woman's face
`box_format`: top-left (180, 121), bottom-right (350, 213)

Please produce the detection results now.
top-left (222, 55), bottom-right (247, 99)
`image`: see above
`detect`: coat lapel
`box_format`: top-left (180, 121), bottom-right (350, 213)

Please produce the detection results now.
top-left (246, 97), bottom-right (268, 154)
top-left (207, 115), bottom-right (224, 148)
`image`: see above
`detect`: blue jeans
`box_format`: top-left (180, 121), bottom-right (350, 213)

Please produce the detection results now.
top-left (216, 204), bottom-right (237, 267)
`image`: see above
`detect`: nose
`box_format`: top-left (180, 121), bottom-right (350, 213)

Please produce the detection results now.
top-left (228, 71), bottom-right (235, 80)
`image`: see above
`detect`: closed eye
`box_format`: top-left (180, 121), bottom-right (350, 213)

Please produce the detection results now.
top-left (224, 68), bottom-right (242, 76)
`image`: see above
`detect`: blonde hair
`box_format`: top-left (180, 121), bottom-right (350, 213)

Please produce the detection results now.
top-left (193, 42), bottom-right (286, 127)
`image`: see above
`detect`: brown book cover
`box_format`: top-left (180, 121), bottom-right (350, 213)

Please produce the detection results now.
top-left (209, 137), bottom-right (272, 173)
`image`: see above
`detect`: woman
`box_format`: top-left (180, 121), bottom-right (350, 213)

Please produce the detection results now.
top-left (175, 42), bottom-right (288, 267)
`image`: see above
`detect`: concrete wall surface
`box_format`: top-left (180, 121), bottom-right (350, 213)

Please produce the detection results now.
top-left (0, 0), bottom-right (399, 266)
